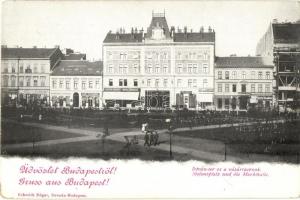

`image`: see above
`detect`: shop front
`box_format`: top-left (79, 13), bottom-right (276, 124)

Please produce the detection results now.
top-left (175, 91), bottom-right (196, 109)
top-left (103, 88), bottom-right (140, 107)
top-left (144, 90), bottom-right (170, 109)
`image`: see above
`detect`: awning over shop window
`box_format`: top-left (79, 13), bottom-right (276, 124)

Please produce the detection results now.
top-left (103, 92), bottom-right (139, 100)
top-left (197, 93), bottom-right (213, 102)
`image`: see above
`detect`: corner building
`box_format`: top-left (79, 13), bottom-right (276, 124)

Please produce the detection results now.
top-left (102, 12), bottom-right (215, 109)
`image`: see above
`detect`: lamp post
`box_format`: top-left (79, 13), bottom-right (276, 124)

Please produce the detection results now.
top-left (166, 118), bottom-right (174, 159)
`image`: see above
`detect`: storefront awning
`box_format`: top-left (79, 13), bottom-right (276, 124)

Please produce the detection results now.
top-left (103, 92), bottom-right (139, 100)
top-left (197, 94), bottom-right (213, 102)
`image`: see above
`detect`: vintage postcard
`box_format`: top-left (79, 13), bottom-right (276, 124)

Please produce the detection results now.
top-left (1, 0), bottom-right (300, 199)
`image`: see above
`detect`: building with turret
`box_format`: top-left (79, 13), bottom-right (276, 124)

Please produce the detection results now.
top-left (102, 12), bottom-right (215, 109)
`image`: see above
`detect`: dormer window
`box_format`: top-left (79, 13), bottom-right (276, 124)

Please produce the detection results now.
top-left (152, 27), bottom-right (165, 40)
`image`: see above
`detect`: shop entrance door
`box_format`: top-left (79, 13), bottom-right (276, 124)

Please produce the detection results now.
top-left (73, 93), bottom-right (79, 107)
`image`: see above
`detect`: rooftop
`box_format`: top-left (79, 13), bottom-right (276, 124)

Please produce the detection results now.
top-left (51, 60), bottom-right (103, 76)
top-left (63, 53), bottom-right (86, 60)
top-left (215, 56), bottom-right (274, 68)
top-left (1, 47), bottom-right (59, 59)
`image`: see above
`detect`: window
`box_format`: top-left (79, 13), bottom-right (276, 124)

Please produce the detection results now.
top-left (266, 72), bottom-right (271, 79)
top-left (52, 79), bottom-right (57, 88)
top-left (251, 84), bottom-right (255, 92)
top-left (163, 79), bottom-right (168, 87)
top-left (96, 79), bottom-right (100, 89)
top-left (163, 65), bottom-right (168, 73)
top-left (26, 76), bottom-right (31, 86)
top-left (188, 79), bottom-right (192, 88)
top-left (19, 76), bottom-right (24, 86)
top-left (225, 71), bottom-right (229, 79)
top-left (147, 64), bottom-right (152, 73)
top-left (3, 76), bottom-right (9, 86)
top-left (218, 84), bottom-right (222, 92)
top-left (134, 79), bottom-right (138, 87)
top-left (123, 65), bottom-right (128, 74)
top-left (177, 79), bottom-right (182, 87)
top-left (120, 53), bottom-right (127, 60)
top-left (82, 81), bottom-right (86, 89)
top-left (33, 64), bottom-right (38, 73)
top-left (124, 79), bottom-right (127, 86)
top-left (133, 64), bottom-right (138, 73)
top-left (251, 71), bottom-right (255, 79)
top-left (241, 84), bottom-right (246, 93)
top-left (108, 52), bottom-right (113, 60)
top-left (3, 63), bottom-right (8, 73)
top-left (155, 64), bottom-right (160, 73)
top-left (41, 64), bottom-right (45, 73)
top-left (265, 84), bottom-right (270, 92)
top-left (20, 63), bottom-right (24, 73)
top-left (258, 84), bottom-right (262, 92)
top-left (74, 80), bottom-right (78, 89)
top-left (217, 98), bottom-right (222, 109)
top-left (188, 64), bottom-right (192, 73)
top-left (11, 63), bottom-right (16, 73)
top-left (59, 79), bottom-right (63, 88)
top-left (155, 79), bottom-right (159, 87)
top-left (232, 84), bottom-right (236, 92)
top-left (193, 79), bottom-right (197, 88)
top-left (147, 79), bottom-right (151, 87)
top-left (11, 75), bottom-right (16, 86)
top-left (66, 80), bottom-right (70, 89)
top-left (203, 64), bottom-right (208, 73)
top-left (89, 81), bottom-right (93, 89)
top-left (258, 71), bottom-right (262, 79)
top-left (33, 76), bottom-right (38, 86)
top-left (225, 99), bottom-right (230, 109)
top-left (242, 71), bottom-right (246, 79)
top-left (25, 65), bottom-right (32, 73)
top-left (40, 76), bottom-right (46, 87)
top-left (218, 71), bottom-right (222, 79)
top-left (225, 84), bottom-right (229, 92)
top-left (109, 79), bottom-right (113, 86)
top-left (204, 52), bottom-right (208, 60)
top-left (108, 64), bottom-right (113, 73)
top-left (193, 64), bottom-right (197, 73)
top-left (203, 79), bottom-right (208, 88)
top-left (232, 71), bottom-right (237, 79)
top-left (177, 64), bottom-right (183, 73)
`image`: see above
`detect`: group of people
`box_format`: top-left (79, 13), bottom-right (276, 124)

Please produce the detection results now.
top-left (142, 123), bottom-right (159, 147)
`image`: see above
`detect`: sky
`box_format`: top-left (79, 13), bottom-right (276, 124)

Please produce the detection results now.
top-left (1, 0), bottom-right (300, 61)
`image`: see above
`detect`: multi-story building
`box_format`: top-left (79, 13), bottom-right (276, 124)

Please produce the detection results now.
top-left (256, 21), bottom-right (300, 111)
top-left (214, 56), bottom-right (274, 111)
top-left (102, 12), bottom-right (215, 109)
top-left (1, 46), bottom-right (63, 106)
top-left (50, 60), bottom-right (103, 108)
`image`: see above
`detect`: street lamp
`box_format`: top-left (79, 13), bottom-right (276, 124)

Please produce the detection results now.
top-left (166, 118), bottom-right (175, 159)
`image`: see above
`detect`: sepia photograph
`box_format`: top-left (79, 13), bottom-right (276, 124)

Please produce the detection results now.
top-left (1, 0), bottom-right (300, 198)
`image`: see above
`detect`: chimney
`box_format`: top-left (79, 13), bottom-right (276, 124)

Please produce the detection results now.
top-left (273, 18), bottom-right (278, 24)
top-left (1, 45), bottom-right (7, 48)
top-left (116, 30), bottom-right (120, 40)
top-left (190, 29), bottom-right (193, 33)
top-left (170, 26), bottom-right (175, 38)
top-left (135, 27), bottom-right (138, 33)
top-left (208, 26), bottom-right (212, 32)
top-left (184, 26), bottom-right (187, 34)
top-left (230, 54), bottom-right (237, 57)
top-left (131, 27), bottom-right (134, 34)
top-left (200, 26), bottom-right (204, 33)
top-left (33, 46), bottom-right (37, 48)
top-left (139, 27), bottom-right (144, 34)
top-left (55, 45), bottom-right (60, 48)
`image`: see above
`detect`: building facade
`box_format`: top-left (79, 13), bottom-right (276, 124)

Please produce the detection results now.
top-left (102, 12), bottom-right (215, 109)
top-left (1, 46), bottom-right (63, 106)
top-left (256, 21), bottom-right (300, 111)
top-left (214, 57), bottom-right (274, 111)
top-left (50, 60), bottom-right (103, 108)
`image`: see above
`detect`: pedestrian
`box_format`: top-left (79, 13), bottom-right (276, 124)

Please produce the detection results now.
top-left (149, 132), bottom-right (154, 146)
top-left (144, 132), bottom-right (150, 147)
